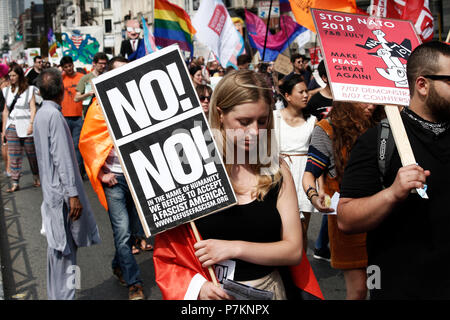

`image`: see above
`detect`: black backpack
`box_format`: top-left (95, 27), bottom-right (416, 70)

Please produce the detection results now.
top-left (377, 118), bottom-right (396, 188)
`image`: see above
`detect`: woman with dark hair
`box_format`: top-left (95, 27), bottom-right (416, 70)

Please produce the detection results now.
top-left (195, 84), bottom-right (212, 117)
top-left (189, 65), bottom-right (203, 88)
top-left (1, 64), bottom-right (40, 192)
top-left (275, 74), bottom-right (316, 253)
top-left (302, 101), bottom-right (382, 299)
top-left (0, 63), bottom-right (11, 177)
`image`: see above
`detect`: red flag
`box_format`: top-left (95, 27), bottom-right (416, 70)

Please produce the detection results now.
top-left (370, 0), bottom-right (434, 42)
top-left (153, 224), bottom-right (324, 300)
top-left (153, 224), bottom-right (214, 300)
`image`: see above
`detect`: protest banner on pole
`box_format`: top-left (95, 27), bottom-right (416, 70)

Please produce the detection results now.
top-left (92, 45), bottom-right (237, 237)
top-left (311, 9), bottom-right (425, 195)
top-left (311, 9), bottom-right (421, 106)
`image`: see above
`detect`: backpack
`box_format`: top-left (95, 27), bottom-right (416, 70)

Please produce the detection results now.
top-left (377, 118), bottom-right (395, 188)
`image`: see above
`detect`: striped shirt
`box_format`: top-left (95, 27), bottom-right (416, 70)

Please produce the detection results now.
top-left (305, 125), bottom-right (336, 179)
top-left (103, 147), bottom-right (123, 174)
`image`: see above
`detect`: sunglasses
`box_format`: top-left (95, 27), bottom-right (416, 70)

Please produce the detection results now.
top-left (200, 95), bottom-right (210, 102)
top-left (127, 27), bottom-right (142, 33)
top-left (422, 75), bottom-right (450, 82)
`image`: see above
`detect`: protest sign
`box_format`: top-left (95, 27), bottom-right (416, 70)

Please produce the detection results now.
top-left (192, 0), bottom-right (245, 69)
top-left (25, 48), bottom-right (41, 66)
top-left (312, 9), bottom-right (427, 197)
top-left (311, 9), bottom-right (421, 106)
top-left (273, 53), bottom-right (292, 75)
top-left (92, 45), bottom-right (237, 237)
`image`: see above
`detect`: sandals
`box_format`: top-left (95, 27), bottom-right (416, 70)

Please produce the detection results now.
top-left (6, 183), bottom-right (20, 193)
top-left (33, 176), bottom-right (40, 187)
top-left (132, 239), bottom-right (153, 254)
top-left (139, 239), bottom-right (153, 252)
top-left (132, 245), bottom-right (140, 255)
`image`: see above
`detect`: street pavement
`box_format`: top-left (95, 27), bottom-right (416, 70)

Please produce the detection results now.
top-left (0, 159), bottom-right (346, 300)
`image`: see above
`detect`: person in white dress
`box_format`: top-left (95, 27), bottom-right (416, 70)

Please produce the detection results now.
top-left (274, 74), bottom-right (316, 253)
top-left (1, 64), bottom-right (40, 192)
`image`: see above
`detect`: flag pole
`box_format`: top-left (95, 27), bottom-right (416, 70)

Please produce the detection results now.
top-left (190, 221), bottom-right (219, 286)
top-left (262, 0), bottom-right (274, 61)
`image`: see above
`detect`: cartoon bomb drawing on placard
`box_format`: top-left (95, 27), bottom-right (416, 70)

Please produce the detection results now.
top-left (357, 29), bottom-right (412, 88)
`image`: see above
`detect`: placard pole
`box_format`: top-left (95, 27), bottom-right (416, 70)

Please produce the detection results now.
top-left (190, 221), bottom-right (219, 287)
top-left (384, 105), bottom-right (416, 166)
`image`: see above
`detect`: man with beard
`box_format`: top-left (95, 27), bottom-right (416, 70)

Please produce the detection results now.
top-left (337, 41), bottom-right (450, 299)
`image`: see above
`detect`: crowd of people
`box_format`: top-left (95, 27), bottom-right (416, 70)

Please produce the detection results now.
top-left (0, 39), bottom-right (448, 301)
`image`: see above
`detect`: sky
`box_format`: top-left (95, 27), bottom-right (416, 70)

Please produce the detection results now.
top-left (25, 0), bottom-right (43, 9)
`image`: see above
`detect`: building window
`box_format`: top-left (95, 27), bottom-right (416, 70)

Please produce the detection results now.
top-left (104, 0), bottom-right (111, 10)
top-left (105, 19), bottom-right (112, 33)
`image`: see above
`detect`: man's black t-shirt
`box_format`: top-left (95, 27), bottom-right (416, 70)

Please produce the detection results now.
top-left (26, 68), bottom-right (40, 86)
top-left (340, 109), bottom-right (450, 299)
top-left (305, 91), bottom-right (333, 120)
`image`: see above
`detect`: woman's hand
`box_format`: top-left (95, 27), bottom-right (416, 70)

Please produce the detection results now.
top-left (198, 281), bottom-right (234, 300)
top-left (194, 239), bottom-right (239, 268)
top-left (311, 192), bottom-right (334, 213)
top-left (27, 123), bottom-right (33, 135)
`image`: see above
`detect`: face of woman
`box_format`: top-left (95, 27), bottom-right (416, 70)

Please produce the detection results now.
top-left (286, 82), bottom-right (309, 110)
top-left (358, 103), bottom-right (376, 119)
top-left (8, 71), bottom-right (18, 85)
top-left (192, 70), bottom-right (203, 86)
top-left (200, 90), bottom-right (211, 115)
top-left (219, 99), bottom-right (270, 153)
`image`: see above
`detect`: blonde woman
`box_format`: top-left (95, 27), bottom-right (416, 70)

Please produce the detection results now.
top-left (153, 70), bottom-right (306, 300)
top-left (1, 64), bottom-right (40, 192)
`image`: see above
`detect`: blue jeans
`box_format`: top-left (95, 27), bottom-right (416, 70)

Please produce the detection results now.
top-left (65, 116), bottom-right (84, 175)
top-left (103, 174), bottom-right (143, 287)
top-left (315, 215), bottom-right (329, 250)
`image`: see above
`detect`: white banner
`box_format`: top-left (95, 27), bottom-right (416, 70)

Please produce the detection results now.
top-left (192, 0), bottom-right (244, 68)
top-left (61, 26), bottom-right (103, 70)
top-left (25, 48), bottom-right (41, 66)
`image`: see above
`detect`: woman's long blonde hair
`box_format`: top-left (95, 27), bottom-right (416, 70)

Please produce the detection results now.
top-left (209, 69), bottom-right (281, 200)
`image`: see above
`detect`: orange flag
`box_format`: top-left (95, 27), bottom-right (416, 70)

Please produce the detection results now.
top-left (289, 0), bottom-right (358, 32)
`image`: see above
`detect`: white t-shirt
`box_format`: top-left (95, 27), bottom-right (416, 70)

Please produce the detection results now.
top-left (3, 86), bottom-right (35, 138)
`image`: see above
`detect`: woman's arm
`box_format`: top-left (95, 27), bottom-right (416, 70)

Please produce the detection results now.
top-left (27, 92), bottom-right (36, 135)
top-left (302, 171), bottom-right (334, 213)
top-left (194, 160), bottom-right (303, 269)
top-left (2, 102), bottom-right (8, 140)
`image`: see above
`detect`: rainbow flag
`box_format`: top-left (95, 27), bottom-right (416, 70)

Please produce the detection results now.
top-left (47, 28), bottom-right (57, 58)
top-left (154, 0), bottom-right (196, 56)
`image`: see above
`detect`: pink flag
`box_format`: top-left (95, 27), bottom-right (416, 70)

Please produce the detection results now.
top-left (245, 9), bottom-right (307, 61)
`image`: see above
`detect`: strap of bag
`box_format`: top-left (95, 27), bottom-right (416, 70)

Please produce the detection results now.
top-left (377, 118), bottom-right (395, 187)
top-left (316, 118), bottom-right (333, 138)
top-left (8, 93), bottom-right (20, 114)
top-left (24, 86), bottom-right (30, 107)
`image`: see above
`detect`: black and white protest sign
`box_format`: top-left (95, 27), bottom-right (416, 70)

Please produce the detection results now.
top-left (92, 45), bottom-right (237, 237)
